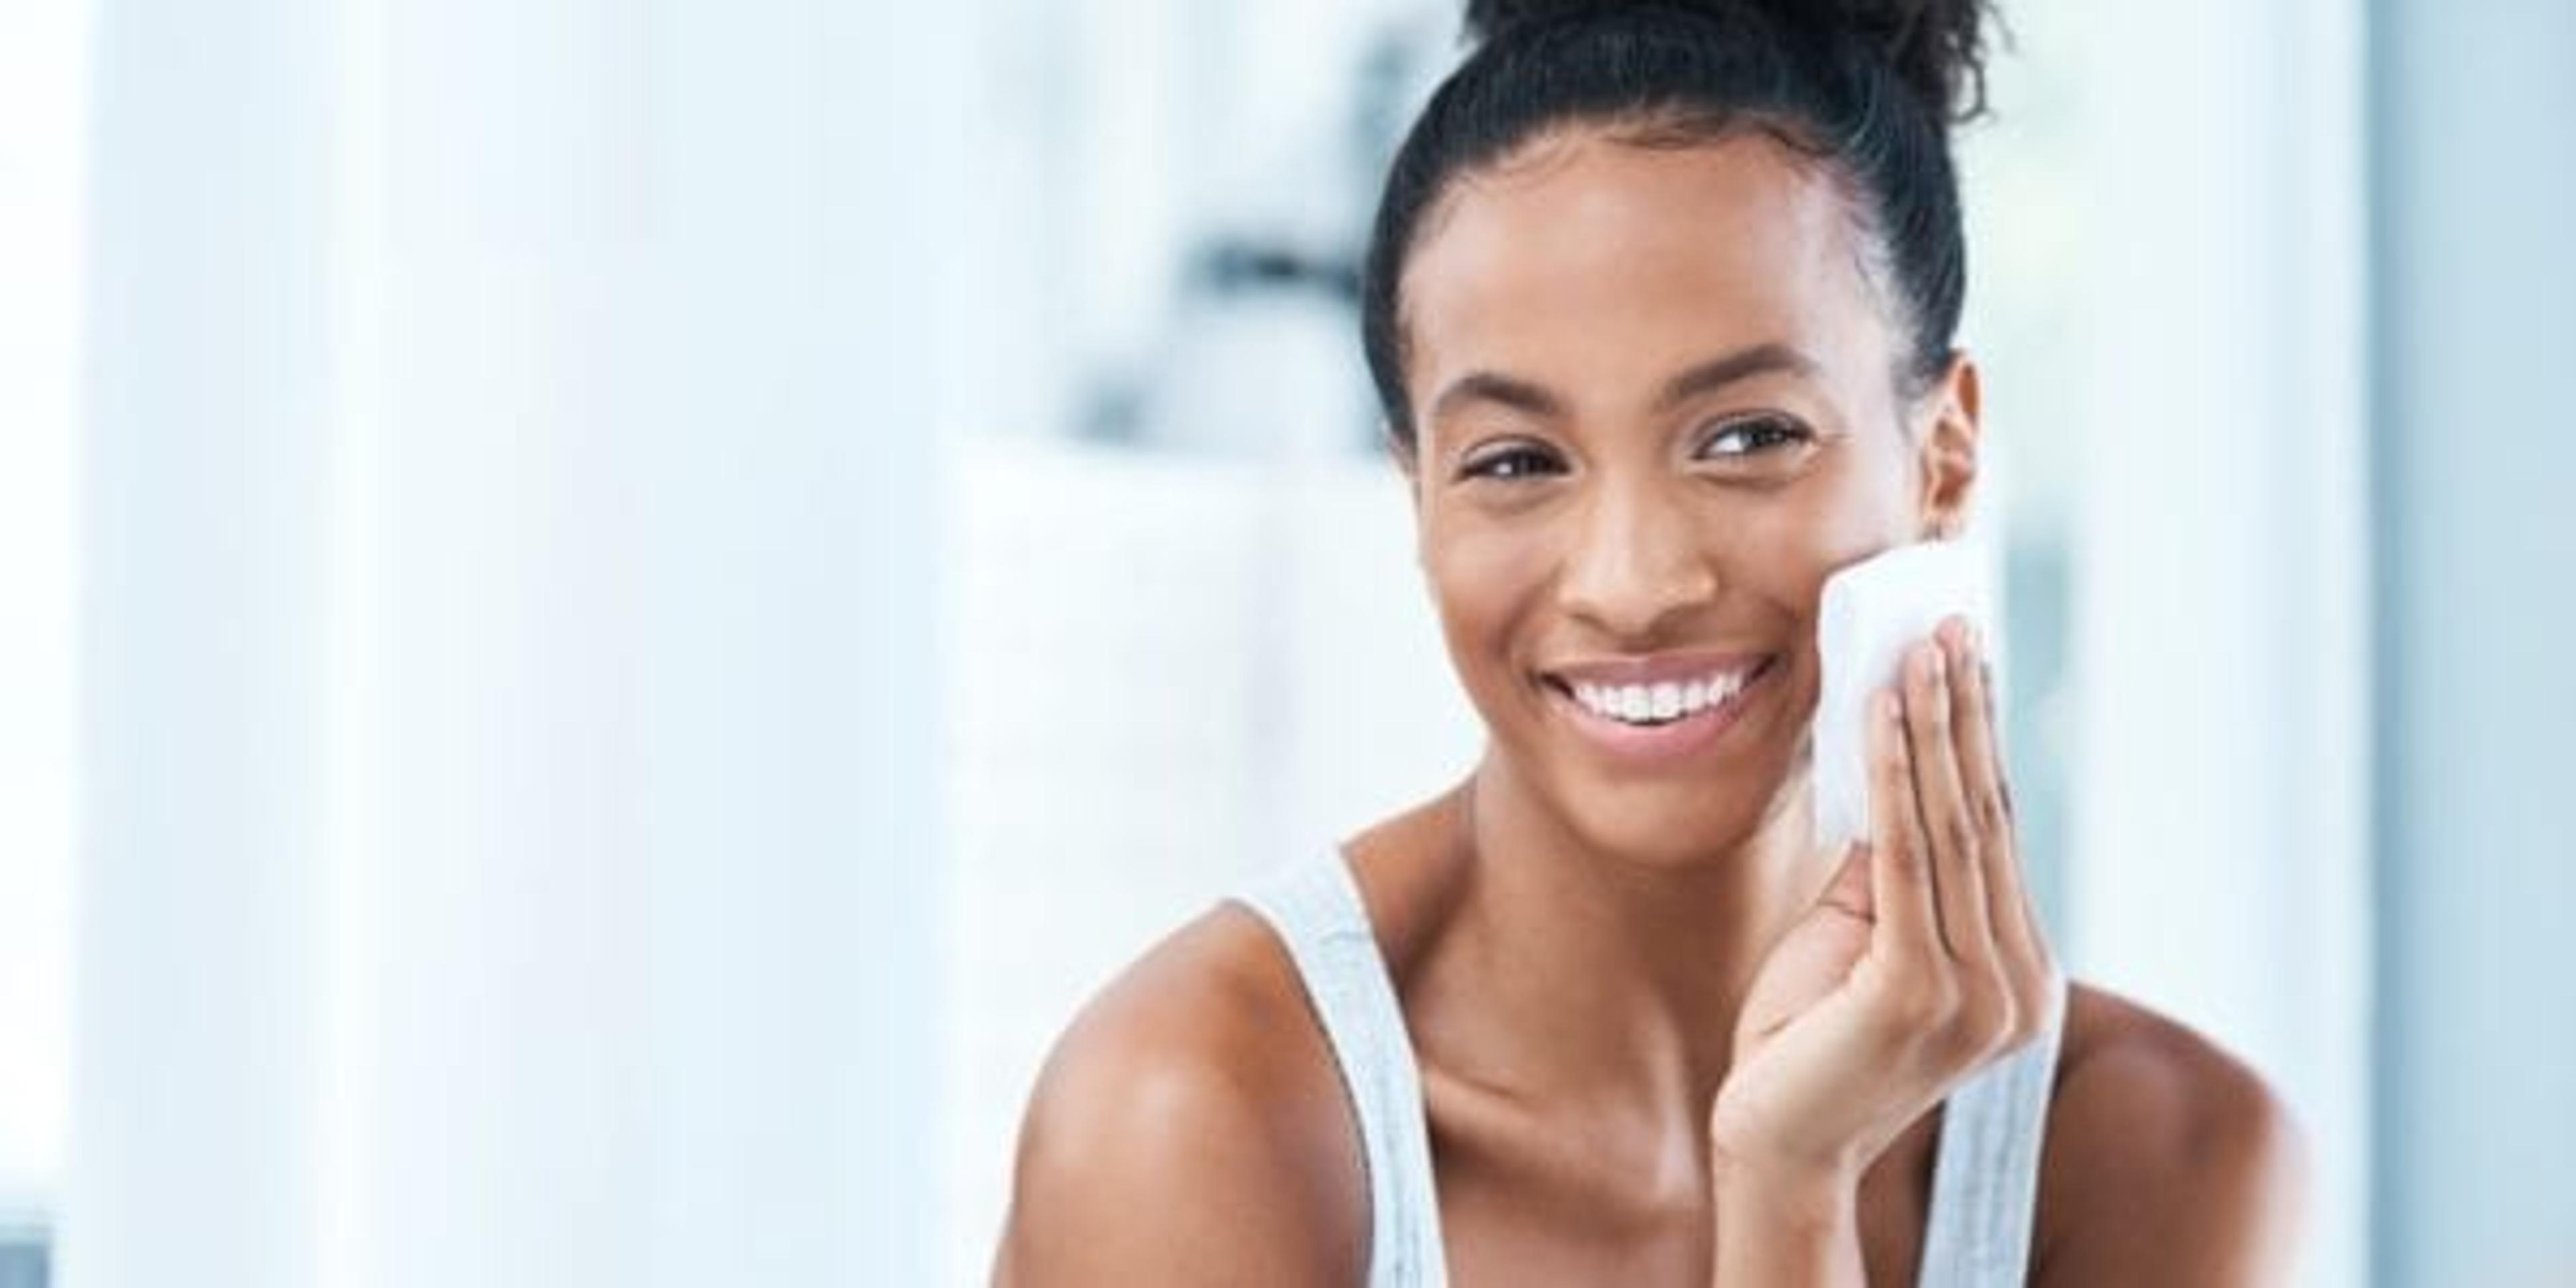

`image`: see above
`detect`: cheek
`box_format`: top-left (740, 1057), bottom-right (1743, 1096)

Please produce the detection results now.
top-left (1419, 515), bottom-right (1550, 677)
top-left (1718, 465), bottom-right (1921, 721)
top-left (1758, 446), bottom-right (1921, 595)
top-left (1734, 494), bottom-right (1881, 606)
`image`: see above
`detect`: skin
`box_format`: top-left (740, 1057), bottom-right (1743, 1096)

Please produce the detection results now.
top-left (994, 127), bottom-right (2308, 1285)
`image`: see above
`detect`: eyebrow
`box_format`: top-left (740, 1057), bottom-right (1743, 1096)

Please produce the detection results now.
top-left (1652, 341), bottom-right (1821, 409)
top-left (1426, 341), bottom-right (1822, 429)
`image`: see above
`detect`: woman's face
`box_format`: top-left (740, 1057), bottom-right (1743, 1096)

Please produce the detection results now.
top-left (1395, 127), bottom-right (1979, 867)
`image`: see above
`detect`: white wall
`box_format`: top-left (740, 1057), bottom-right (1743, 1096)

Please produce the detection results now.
top-left (2068, 2), bottom-right (2371, 1285)
top-left (0, 0), bottom-right (90, 1232)
top-left (65, 1), bottom-right (963, 1285)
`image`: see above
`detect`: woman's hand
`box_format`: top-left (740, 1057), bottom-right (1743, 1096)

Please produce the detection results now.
top-left (1707, 616), bottom-right (2061, 1185)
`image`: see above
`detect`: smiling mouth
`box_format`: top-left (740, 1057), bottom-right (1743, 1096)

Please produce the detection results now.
top-left (1528, 654), bottom-right (1781, 767)
top-left (1540, 655), bottom-right (1782, 727)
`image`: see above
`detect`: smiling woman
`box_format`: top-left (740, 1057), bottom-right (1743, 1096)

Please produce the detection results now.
top-left (993, 1), bottom-right (2304, 1285)
top-left (1392, 132), bottom-right (1935, 875)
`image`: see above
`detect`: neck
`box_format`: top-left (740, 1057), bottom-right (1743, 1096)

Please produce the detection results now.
top-left (1421, 747), bottom-right (1837, 1135)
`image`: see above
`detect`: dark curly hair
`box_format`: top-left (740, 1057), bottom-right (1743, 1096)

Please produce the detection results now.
top-left (1363, 0), bottom-right (1999, 452)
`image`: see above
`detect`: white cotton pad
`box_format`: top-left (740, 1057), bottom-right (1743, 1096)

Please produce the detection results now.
top-left (1811, 541), bottom-right (1996, 855)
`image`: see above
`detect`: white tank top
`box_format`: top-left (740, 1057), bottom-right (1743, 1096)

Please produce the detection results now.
top-left (1232, 847), bottom-right (2069, 1287)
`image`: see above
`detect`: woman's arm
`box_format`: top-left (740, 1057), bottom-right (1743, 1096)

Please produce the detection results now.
top-left (1710, 1159), bottom-right (1868, 1285)
top-left (992, 1046), bottom-right (1353, 1285)
top-left (990, 911), bottom-right (1367, 1287)
top-left (2032, 1002), bottom-right (2308, 1287)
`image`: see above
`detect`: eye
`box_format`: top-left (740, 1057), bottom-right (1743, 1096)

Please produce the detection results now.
top-left (1458, 442), bottom-right (1566, 482)
top-left (1699, 414), bottom-right (1814, 458)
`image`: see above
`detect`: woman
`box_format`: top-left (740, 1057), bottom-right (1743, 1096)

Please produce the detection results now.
top-left (996, 1), bottom-right (2306, 1283)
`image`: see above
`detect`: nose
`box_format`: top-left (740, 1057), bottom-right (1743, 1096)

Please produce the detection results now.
top-left (1555, 478), bottom-right (1721, 641)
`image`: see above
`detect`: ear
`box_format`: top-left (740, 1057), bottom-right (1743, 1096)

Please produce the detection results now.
top-left (1913, 352), bottom-right (1982, 541)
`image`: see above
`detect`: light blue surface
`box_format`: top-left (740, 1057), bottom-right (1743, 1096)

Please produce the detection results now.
top-left (2371, 1), bottom-right (2576, 1283)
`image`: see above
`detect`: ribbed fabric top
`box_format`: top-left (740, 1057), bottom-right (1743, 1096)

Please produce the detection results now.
top-left (1232, 848), bottom-right (2069, 1288)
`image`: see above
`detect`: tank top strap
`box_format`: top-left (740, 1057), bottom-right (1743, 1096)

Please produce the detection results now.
top-left (1916, 970), bottom-right (2071, 1287)
top-left (1232, 850), bottom-right (1450, 1287)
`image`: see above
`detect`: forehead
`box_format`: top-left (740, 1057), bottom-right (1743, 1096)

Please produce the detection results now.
top-left (1399, 129), bottom-right (1891, 419)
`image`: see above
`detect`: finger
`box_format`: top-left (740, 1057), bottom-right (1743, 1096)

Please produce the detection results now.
top-left (1868, 686), bottom-right (1943, 966)
top-left (1968, 644), bottom-right (2050, 973)
top-left (1903, 635), bottom-right (1996, 967)
top-left (1945, 623), bottom-right (2030, 964)
top-left (1945, 622), bottom-right (2054, 1044)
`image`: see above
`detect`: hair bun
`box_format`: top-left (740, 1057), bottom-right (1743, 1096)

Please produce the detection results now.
top-left (1826, 0), bottom-right (1996, 123)
top-left (1460, 0), bottom-right (1995, 125)
top-left (1460, 0), bottom-right (1649, 44)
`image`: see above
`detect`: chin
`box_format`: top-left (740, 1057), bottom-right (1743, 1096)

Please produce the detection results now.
top-left (1550, 769), bottom-right (1780, 872)
top-left (1489, 677), bottom-right (1810, 871)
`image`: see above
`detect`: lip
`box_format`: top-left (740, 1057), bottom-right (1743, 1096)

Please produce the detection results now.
top-left (1539, 653), bottom-right (1780, 768)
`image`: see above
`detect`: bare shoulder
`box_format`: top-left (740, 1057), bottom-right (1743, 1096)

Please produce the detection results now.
top-left (2033, 980), bottom-right (2310, 1287)
top-left (991, 899), bottom-right (1366, 1287)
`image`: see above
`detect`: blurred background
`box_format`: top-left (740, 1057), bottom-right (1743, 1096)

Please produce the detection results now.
top-left (0, 0), bottom-right (2568, 1285)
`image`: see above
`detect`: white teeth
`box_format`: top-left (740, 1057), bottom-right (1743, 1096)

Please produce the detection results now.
top-left (1565, 665), bottom-right (1759, 726)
